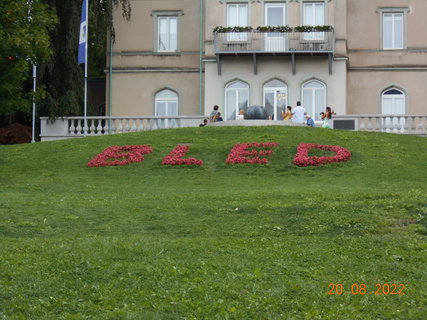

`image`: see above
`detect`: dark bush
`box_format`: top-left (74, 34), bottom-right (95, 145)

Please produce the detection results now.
top-left (0, 123), bottom-right (32, 144)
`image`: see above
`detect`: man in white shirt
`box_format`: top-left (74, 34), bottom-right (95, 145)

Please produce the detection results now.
top-left (292, 101), bottom-right (306, 124)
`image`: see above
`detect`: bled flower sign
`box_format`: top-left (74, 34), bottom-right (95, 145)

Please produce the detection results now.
top-left (87, 142), bottom-right (351, 167)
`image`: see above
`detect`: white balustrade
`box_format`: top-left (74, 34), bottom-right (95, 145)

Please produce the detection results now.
top-left (40, 115), bottom-right (427, 141)
top-left (333, 114), bottom-right (427, 135)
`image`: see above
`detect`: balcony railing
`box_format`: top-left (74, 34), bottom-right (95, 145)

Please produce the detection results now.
top-left (214, 30), bottom-right (334, 54)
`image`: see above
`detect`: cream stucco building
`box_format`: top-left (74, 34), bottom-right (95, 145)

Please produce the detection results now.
top-left (107, 0), bottom-right (427, 121)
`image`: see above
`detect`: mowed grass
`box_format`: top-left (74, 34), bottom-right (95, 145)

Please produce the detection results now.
top-left (0, 126), bottom-right (426, 319)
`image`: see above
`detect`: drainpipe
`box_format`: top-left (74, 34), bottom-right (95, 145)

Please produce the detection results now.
top-left (199, 0), bottom-right (204, 115)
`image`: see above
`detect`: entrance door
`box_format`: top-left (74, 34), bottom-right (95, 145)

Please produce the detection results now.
top-left (263, 80), bottom-right (287, 120)
top-left (265, 3), bottom-right (286, 51)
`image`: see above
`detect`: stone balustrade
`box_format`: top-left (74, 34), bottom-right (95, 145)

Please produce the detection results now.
top-left (40, 116), bottom-right (206, 141)
top-left (40, 114), bottom-right (427, 141)
top-left (332, 115), bottom-right (427, 135)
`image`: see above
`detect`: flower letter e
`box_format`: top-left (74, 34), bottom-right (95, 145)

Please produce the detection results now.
top-left (87, 145), bottom-right (153, 167)
top-left (226, 142), bottom-right (279, 165)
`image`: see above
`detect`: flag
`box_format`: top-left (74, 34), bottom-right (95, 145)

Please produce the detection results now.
top-left (78, 0), bottom-right (87, 64)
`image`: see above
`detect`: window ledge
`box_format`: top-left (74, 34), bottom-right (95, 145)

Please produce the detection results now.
top-left (154, 52), bottom-right (181, 56)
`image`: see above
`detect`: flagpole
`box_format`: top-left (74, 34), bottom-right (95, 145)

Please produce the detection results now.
top-left (31, 64), bottom-right (37, 143)
top-left (83, 0), bottom-right (88, 137)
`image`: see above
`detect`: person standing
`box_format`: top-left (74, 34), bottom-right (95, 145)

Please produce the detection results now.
top-left (322, 106), bottom-right (335, 128)
top-left (292, 101), bottom-right (305, 124)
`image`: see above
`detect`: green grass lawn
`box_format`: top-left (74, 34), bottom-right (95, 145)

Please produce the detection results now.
top-left (1, 126), bottom-right (426, 319)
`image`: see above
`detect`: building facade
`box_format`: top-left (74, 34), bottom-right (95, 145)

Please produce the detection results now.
top-left (108, 0), bottom-right (427, 120)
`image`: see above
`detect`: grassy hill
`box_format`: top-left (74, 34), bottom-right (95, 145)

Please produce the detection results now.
top-left (1, 126), bottom-right (426, 319)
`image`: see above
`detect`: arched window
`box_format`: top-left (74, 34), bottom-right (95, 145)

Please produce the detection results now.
top-left (302, 80), bottom-right (326, 121)
top-left (381, 88), bottom-right (405, 132)
top-left (155, 89), bottom-right (178, 128)
top-left (263, 79), bottom-right (287, 120)
top-left (225, 81), bottom-right (249, 120)
top-left (382, 88), bottom-right (405, 115)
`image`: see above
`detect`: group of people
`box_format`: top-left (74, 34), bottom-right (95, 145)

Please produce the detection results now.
top-left (282, 102), bottom-right (334, 128)
top-left (201, 103), bottom-right (334, 128)
top-left (200, 105), bottom-right (223, 126)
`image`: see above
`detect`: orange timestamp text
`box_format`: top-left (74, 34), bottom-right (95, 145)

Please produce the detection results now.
top-left (328, 283), bottom-right (406, 295)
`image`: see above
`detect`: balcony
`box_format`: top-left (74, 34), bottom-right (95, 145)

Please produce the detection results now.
top-left (213, 30), bottom-right (335, 75)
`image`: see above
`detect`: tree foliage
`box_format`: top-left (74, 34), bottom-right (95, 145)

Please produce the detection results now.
top-left (0, 0), bottom-right (57, 118)
top-left (1, 0), bottom-right (131, 123)
top-left (38, 0), bottom-right (131, 118)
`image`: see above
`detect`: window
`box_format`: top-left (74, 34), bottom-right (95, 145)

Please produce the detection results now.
top-left (225, 81), bottom-right (249, 121)
top-left (264, 3), bottom-right (286, 51)
top-left (303, 2), bottom-right (325, 40)
top-left (263, 80), bottom-right (287, 120)
top-left (227, 3), bottom-right (248, 41)
top-left (157, 16), bottom-right (178, 52)
top-left (227, 3), bottom-right (248, 27)
top-left (303, 2), bottom-right (325, 25)
top-left (382, 13), bottom-right (404, 49)
top-left (265, 3), bottom-right (285, 26)
top-left (302, 80), bottom-right (326, 121)
top-left (155, 89), bottom-right (178, 128)
top-left (381, 88), bottom-right (405, 132)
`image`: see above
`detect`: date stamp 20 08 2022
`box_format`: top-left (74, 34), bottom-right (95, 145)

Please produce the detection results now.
top-left (328, 283), bottom-right (406, 295)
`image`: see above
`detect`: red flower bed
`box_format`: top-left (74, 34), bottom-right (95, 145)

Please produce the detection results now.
top-left (162, 145), bottom-right (203, 166)
top-left (87, 145), bottom-right (153, 167)
top-left (226, 142), bottom-right (279, 164)
top-left (293, 143), bottom-right (351, 167)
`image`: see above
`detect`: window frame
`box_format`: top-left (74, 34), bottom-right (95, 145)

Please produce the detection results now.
top-left (264, 2), bottom-right (286, 26)
top-left (301, 79), bottom-right (326, 121)
top-left (154, 89), bottom-right (179, 128)
top-left (226, 3), bottom-right (249, 27)
top-left (380, 87), bottom-right (406, 132)
top-left (381, 87), bottom-right (406, 115)
top-left (301, 1), bottom-right (326, 26)
top-left (263, 79), bottom-right (288, 121)
top-left (377, 7), bottom-right (409, 51)
top-left (152, 11), bottom-right (183, 54)
top-left (225, 80), bottom-right (250, 121)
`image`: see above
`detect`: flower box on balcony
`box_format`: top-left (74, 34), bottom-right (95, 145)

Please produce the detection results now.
top-left (293, 25), bottom-right (334, 32)
top-left (256, 25), bottom-right (292, 32)
top-left (213, 26), bottom-right (253, 33)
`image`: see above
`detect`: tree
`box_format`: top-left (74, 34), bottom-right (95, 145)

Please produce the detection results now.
top-left (0, 0), bottom-right (57, 120)
top-left (38, 0), bottom-right (131, 118)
